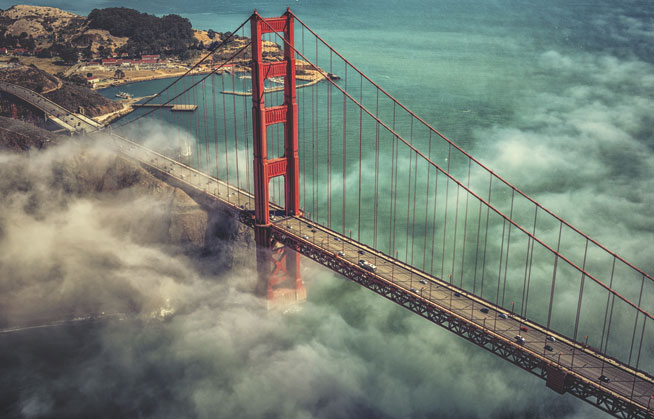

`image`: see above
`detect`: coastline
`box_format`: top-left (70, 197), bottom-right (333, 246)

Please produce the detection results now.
top-left (92, 68), bottom-right (224, 90)
top-left (92, 65), bottom-right (329, 124)
top-left (93, 95), bottom-right (155, 125)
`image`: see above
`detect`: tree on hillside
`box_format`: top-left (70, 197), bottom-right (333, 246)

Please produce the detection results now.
top-left (100, 46), bottom-right (113, 58)
top-left (50, 43), bottom-right (78, 64)
top-left (88, 7), bottom-right (194, 57)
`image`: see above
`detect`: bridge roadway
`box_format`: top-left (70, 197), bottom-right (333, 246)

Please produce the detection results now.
top-left (0, 80), bottom-right (102, 133)
top-left (108, 133), bottom-right (654, 419)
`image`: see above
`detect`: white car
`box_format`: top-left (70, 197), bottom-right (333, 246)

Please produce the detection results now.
top-left (358, 259), bottom-right (377, 273)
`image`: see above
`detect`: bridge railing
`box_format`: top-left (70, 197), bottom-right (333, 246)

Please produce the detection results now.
top-left (274, 14), bottom-right (653, 374)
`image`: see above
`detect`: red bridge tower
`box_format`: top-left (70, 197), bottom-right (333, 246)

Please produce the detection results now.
top-left (251, 10), bottom-right (305, 309)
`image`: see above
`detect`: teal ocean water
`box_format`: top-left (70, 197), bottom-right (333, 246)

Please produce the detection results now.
top-left (1, 1), bottom-right (653, 418)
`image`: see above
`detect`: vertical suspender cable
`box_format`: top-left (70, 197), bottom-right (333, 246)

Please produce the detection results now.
top-left (473, 200), bottom-right (482, 293)
top-left (194, 76), bottom-right (201, 168)
top-left (600, 257), bottom-right (617, 353)
top-left (242, 26), bottom-right (250, 195)
top-left (524, 210), bottom-right (538, 317)
top-left (221, 73), bottom-right (230, 194)
top-left (211, 75), bottom-right (220, 183)
top-left (571, 239), bottom-right (589, 367)
top-left (243, 73), bottom-right (251, 194)
top-left (459, 160), bottom-right (471, 288)
top-left (231, 70), bottom-right (240, 205)
top-left (342, 65), bottom-right (347, 235)
top-left (301, 26), bottom-right (306, 211)
top-left (430, 171), bottom-right (440, 275)
top-left (546, 222), bottom-right (563, 330)
top-left (328, 50), bottom-right (333, 228)
top-left (479, 174), bottom-right (492, 296)
top-left (628, 275), bottom-right (646, 366)
top-left (500, 190), bottom-right (515, 306)
top-left (495, 218), bottom-right (507, 305)
top-left (373, 89), bottom-right (380, 249)
top-left (521, 207), bottom-right (538, 316)
top-left (387, 104), bottom-right (396, 254)
top-left (203, 79), bottom-right (209, 172)
top-left (405, 119), bottom-right (414, 261)
top-left (314, 36), bottom-right (319, 222)
top-left (358, 74), bottom-right (363, 242)
top-left (441, 145), bottom-right (452, 281)
top-left (422, 131), bottom-right (433, 271)
top-left (391, 105), bottom-right (399, 256)
top-left (451, 183), bottom-right (460, 283)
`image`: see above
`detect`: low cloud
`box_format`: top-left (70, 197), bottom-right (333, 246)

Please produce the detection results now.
top-left (0, 134), bottom-right (604, 419)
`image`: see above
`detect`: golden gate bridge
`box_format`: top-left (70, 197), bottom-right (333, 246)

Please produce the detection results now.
top-left (100, 10), bottom-right (654, 418)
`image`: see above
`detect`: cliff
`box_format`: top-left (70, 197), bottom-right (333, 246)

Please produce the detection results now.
top-left (0, 119), bottom-right (229, 252)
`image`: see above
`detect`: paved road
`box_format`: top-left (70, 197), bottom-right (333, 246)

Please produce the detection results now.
top-left (110, 133), bottom-right (654, 414)
top-left (0, 80), bottom-right (102, 133)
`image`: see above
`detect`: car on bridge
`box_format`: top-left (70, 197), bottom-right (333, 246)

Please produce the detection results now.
top-left (544, 345), bottom-right (554, 352)
top-left (358, 259), bottom-right (377, 273)
top-left (498, 313), bottom-right (507, 319)
top-left (515, 335), bottom-right (526, 345)
top-left (480, 307), bottom-right (490, 314)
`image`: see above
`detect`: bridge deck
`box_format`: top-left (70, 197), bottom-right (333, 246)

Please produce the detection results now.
top-left (110, 133), bottom-right (654, 418)
top-left (0, 80), bottom-right (102, 133)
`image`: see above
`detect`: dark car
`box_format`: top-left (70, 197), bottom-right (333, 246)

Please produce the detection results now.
top-left (337, 251), bottom-right (345, 257)
top-left (599, 375), bottom-right (610, 383)
top-left (480, 308), bottom-right (489, 314)
top-left (515, 335), bottom-right (525, 345)
top-left (334, 237), bottom-right (340, 242)
top-left (358, 249), bottom-right (365, 255)
top-left (419, 279), bottom-right (427, 285)
top-left (544, 345), bottom-right (553, 352)
top-left (454, 292), bottom-right (462, 297)
top-left (410, 288), bottom-right (419, 293)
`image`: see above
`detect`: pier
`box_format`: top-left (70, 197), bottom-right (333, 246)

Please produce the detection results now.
top-left (132, 103), bottom-right (198, 111)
